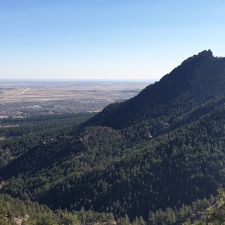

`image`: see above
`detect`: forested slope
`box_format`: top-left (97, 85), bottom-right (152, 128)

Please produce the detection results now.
top-left (2, 51), bottom-right (225, 223)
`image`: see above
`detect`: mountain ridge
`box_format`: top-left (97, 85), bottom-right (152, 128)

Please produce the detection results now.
top-left (86, 50), bottom-right (225, 130)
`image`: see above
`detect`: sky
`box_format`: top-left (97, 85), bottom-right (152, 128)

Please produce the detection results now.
top-left (0, 0), bottom-right (225, 81)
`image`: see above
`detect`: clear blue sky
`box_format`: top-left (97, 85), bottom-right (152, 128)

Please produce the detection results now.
top-left (0, 0), bottom-right (225, 81)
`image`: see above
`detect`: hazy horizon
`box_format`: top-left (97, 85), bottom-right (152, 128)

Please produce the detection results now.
top-left (0, 78), bottom-right (153, 82)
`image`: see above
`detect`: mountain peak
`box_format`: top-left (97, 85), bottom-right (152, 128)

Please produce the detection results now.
top-left (196, 49), bottom-right (213, 58)
top-left (181, 50), bottom-right (214, 66)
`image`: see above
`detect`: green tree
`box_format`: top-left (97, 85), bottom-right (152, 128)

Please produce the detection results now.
top-left (0, 206), bottom-right (9, 225)
top-left (61, 214), bottom-right (80, 225)
top-left (36, 216), bottom-right (58, 225)
top-left (204, 188), bottom-right (225, 224)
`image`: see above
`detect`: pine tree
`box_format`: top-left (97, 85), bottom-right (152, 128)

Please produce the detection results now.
top-left (0, 206), bottom-right (9, 225)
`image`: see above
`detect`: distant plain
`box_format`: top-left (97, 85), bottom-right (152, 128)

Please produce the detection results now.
top-left (0, 80), bottom-right (149, 118)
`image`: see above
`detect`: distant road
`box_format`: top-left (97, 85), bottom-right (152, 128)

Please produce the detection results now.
top-left (0, 88), bottom-right (30, 102)
top-left (17, 88), bottom-right (30, 96)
